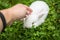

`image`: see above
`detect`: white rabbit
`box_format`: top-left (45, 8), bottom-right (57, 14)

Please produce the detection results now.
top-left (23, 1), bottom-right (49, 28)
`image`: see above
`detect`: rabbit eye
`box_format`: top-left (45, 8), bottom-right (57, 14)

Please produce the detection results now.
top-left (32, 22), bottom-right (36, 25)
top-left (32, 22), bottom-right (34, 24)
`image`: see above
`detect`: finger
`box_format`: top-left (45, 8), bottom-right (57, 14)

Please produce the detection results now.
top-left (26, 11), bottom-right (31, 15)
top-left (24, 5), bottom-right (32, 14)
top-left (24, 5), bottom-right (32, 15)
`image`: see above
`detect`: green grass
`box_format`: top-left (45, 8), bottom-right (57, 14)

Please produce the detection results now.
top-left (0, 0), bottom-right (60, 40)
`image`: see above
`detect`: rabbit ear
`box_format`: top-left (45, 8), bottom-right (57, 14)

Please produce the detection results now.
top-left (37, 9), bottom-right (44, 15)
top-left (38, 14), bottom-right (44, 19)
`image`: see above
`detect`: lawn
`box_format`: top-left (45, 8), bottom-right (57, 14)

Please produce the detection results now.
top-left (0, 0), bottom-right (60, 40)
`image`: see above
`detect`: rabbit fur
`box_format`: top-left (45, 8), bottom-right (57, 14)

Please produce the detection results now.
top-left (24, 1), bottom-right (49, 28)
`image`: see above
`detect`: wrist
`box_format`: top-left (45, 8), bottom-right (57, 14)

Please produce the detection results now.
top-left (0, 9), bottom-right (14, 25)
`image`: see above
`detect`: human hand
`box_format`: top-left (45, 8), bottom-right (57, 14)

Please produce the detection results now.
top-left (0, 4), bottom-right (32, 32)
top-left (0, 4), bottom-right (32, 24)
top-left (8, 4), bottom-right (32, 20)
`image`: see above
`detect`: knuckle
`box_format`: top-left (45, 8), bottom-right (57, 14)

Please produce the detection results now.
top-left (17, 4), bottom-right (23, 6)
top-left (17, 4), bottom-right (21, 5)
top-left (24, 8), bottom-right (26, 10)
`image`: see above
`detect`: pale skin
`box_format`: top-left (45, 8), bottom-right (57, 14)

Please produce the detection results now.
top-left (0, 4), bottom-right (32, 32)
